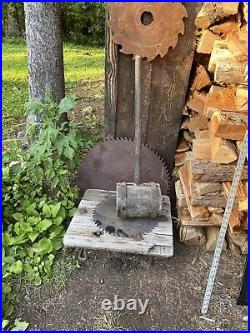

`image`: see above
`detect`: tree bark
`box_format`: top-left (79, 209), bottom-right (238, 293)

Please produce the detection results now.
top-left (24, 2), bottom-right (65, 107)
top-left (4, 3), bottom-right (23, 38)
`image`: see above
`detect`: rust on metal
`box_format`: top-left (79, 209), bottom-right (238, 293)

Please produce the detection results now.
top-left (76, 139), bottom-right (171, 196)
top-left (108, 2), bottom-right (188, 61)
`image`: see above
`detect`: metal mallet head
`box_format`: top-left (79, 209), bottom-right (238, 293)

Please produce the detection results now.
top-left (116, 182), bottom-right (162, 218)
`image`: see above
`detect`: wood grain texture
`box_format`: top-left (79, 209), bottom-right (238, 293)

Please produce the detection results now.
top-left (104, 3), bottom-right (202, 169)
top-left (104, 8), bottom-right (118, 138)
top-left (191, 158), bottom-right (248, 182)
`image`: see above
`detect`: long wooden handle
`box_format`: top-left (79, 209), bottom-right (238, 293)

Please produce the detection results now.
top-left (134, 55), bottom-right (142, 185)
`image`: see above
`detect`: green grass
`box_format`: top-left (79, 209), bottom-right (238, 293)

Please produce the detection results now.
top-left (2, 39), bottom-right (105, 131)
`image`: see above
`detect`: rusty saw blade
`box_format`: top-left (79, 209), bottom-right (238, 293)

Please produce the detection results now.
top-left (108, 2), bottom-right (188, 61)
top-left (76, 138), bottom-right (171, 196)
top-left (93, 193), bottom-right (162, 238)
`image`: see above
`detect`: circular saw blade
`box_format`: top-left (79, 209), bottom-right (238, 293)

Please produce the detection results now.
top-left (77, 138), bottom-right (171, 196)
top-left (93, 193), bottom-right (161, 238)
top-left (108, 2), bottom-right (188, 61)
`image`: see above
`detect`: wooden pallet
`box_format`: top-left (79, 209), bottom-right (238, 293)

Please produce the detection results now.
top-left (63, 189), bottom-right (173, 257)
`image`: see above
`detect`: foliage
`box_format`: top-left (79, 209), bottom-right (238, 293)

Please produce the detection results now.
top-left (50, 248), bottom-right (80, 290)
top-left (2, 95), bottom-right (90, 328)
top-left (2, 319), bottom-right (29, 331)
top-left (62, 2), bottom-right (105, 45)
top-left (2, 2), bottom-right (25, 37)
top-left (2, 40), bottom-right (104, 137)
top-left (2, 2), bottom-right (105, 44)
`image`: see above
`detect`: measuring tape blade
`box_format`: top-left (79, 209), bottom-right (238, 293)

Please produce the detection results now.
top-left (201, 130), bottom-right (248, 314)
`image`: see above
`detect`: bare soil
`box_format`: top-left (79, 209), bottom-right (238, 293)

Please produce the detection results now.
top-left (15, 241), bottom-right (247, 331)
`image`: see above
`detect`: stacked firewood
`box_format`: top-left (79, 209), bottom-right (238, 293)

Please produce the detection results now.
top-left (175, 2), bottom-right (248, 254)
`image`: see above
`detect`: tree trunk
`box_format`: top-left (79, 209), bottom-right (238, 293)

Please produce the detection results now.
top-left (4, 3), bottom-right (21, 37)
top-left (24, 2), bottom-right (65, 108)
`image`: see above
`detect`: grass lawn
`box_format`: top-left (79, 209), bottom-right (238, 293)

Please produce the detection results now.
top-left (2, 39), bottom-right (105, 135)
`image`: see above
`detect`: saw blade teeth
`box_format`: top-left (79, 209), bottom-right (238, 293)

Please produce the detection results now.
top-left (105, 225), bottom-right (116, 235)
top-left (108, 3), bottom-right (187, 61)
top-left (77, 138), bottom-right (172, 197)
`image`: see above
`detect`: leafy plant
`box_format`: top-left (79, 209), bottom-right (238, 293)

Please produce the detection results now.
top-left (2, 95), bottom-right (89, 328)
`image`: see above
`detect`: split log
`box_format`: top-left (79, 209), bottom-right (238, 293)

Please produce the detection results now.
top-left (179, 225), bottom-right (206, 247)
top-left (236, 141), bottom-right (244, 152)
top-left (222, 181), bottom-right (247, 212)
top-left (193, 138), bottom-right (211, 160)
top-left (206, 107), bottom-right (220, 119)
top-left (175, 152), bottom-right (191, 167)
top-left (195, 2), bottom-right (239, 29)
top-left (226, 30), bottom-right (248, 61)
top-left (191, 193), bottom-right (232, 209)
top-left (178, 207), bottom-right (221, 226)
top-left (179, 164), bottom-right (209, 219)
top-left (239, 200), bottom-right (248, 212)
top-left (208, 206), bottom-right (224, 214)
top-left (210, 111), bottom-right (247, 141)
top-left (242, 180), bottom-right (248, 197)
top-left (205, 86), bottom-right (241, 113)
top-left (228, 209), bottom-right (245, 233)
top-left (205, 226), bottom-right (227, 252)
top-left (210, 20), bottom-right (239, 38)
top-left (227, 229), bottom-right (248, 254)
top-left (175, 180), bottom-right (187, 208)
top-left (222, 181), bottom-right (247, 202)
top-left (181, 115), bottom-right (209, 132)
top-left (190, 157), bottom-right (248, 182)
top-left (194, 129), bottom-right (209, 139)
top-left (239, 180), bottom-right (248, 210)
top-left (214, 59), bottom-right (247, 85)
top-left (209, 213), bottom-right (223, 226)
top-left (176, 133), bottom-right (190, 152)
top-left (183, 129), bottom-right (195, 143)
top-left (196, 30), bottom-right (220, 54)
top-left (209, 128), bottom-right (238, 164)
top-left (236, 87), bottom-right (248, 112)
top-left (196, 182), bottom-right (221, 195)
top-left (208, 40), bottom-right (234, 73)
top-left (239, 26), bottom-right (248, 42)
top-left (186, 91), bottom-right (207, 114)
top-left (243, 2), bottom-right (248, 26)
top-left (242, 212), bottom-right (248, 230)
top-left (191, 65), bottom-right (211, 91)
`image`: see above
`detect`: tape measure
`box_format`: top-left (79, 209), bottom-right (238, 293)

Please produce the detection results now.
top-left (201, 130), bottom-right (248, 315)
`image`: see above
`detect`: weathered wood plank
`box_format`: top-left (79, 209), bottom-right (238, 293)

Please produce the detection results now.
top-left (104, 3), bottom-right (202, 169)
top-left (64, 190), bottom-right (173, 257)
top-left (104, 8), bottom-right (118, 138)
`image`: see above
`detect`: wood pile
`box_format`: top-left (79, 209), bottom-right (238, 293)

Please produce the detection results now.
top-left (175, 2), bottom-right (248, 254)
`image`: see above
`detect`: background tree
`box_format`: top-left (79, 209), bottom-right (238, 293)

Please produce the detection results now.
top-left (3, 2), bottom-right (105, 45)
top-left (61, 2), bottom-right (105, 45)
top-left (2, 2), bottom-right (25, 38)
top-left (24, 2), bottom-right (65, 109)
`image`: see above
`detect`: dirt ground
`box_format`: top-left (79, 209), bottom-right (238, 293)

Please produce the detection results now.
top-left (15, 240), bottom-right (247, 331)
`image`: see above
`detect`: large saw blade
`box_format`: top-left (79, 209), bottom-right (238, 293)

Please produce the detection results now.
top-left (108, 2), bottom-right (187, 61)
top-left (93, 193), bottom-right (162, 238)
top-left (77, 138), bottom-right (171, 196)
